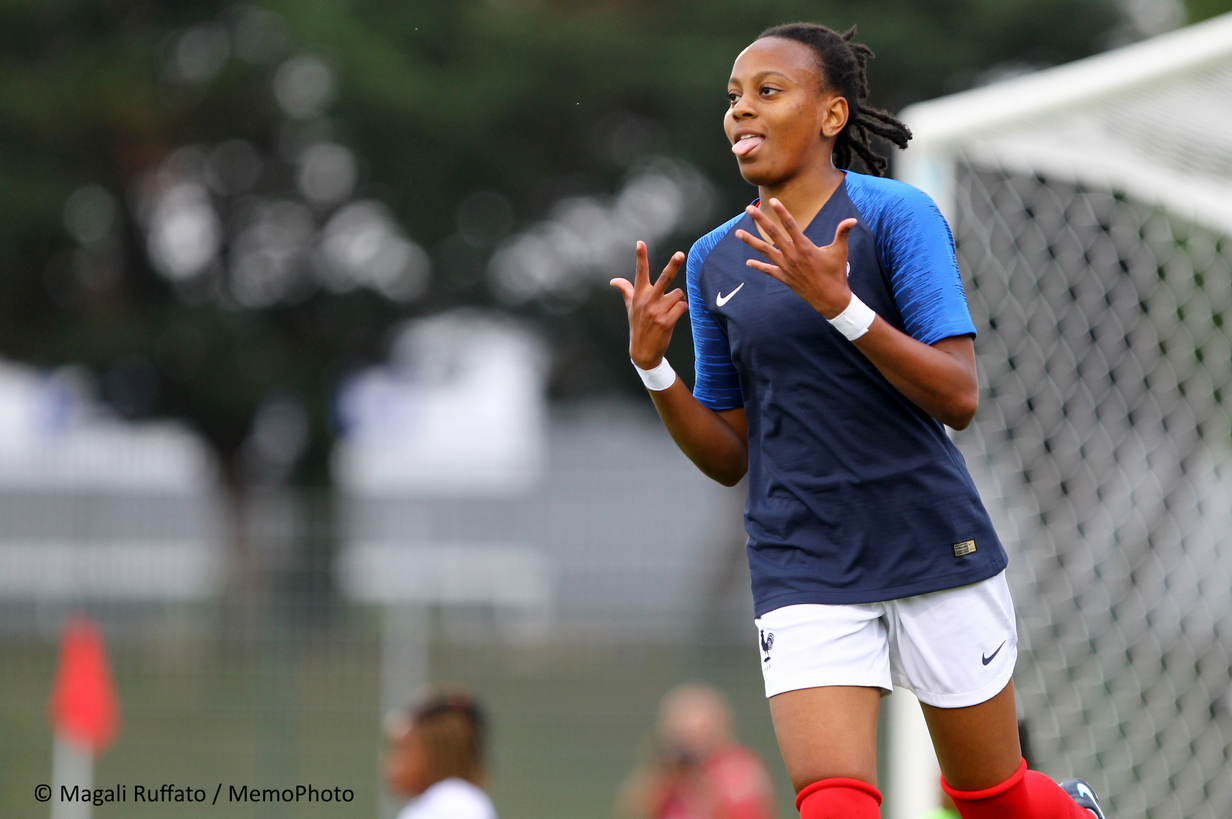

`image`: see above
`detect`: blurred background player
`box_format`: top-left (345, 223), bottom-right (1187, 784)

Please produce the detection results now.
top-left (619, 684), bottom-right (776, 819)
top-left (385, 689), bottom-right (497, 819)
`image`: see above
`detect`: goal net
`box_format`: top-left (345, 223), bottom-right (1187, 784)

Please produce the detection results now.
top-left (897, 13), bottom-right (1232, 819)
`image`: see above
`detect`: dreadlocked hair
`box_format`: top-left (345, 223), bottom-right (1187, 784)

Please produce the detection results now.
top-left (757, 23), bottom-right (911, 177)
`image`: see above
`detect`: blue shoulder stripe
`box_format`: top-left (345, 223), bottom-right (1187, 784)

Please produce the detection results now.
top-left (845, 172), bottom-right (977, 346)
top-left (686, 215), bottom-right (744, 411)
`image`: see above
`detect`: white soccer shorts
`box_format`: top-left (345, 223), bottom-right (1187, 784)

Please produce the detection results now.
top-left (754, 570), bottom-right (1017, 708)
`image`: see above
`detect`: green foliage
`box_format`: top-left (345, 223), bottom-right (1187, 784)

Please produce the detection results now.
top-left (1184, 0), bottom-right (1232, 22)
top-left (0, 0), bottom-right (1125, 483)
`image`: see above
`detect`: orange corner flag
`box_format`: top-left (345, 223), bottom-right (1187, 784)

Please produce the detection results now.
top-left (49, 616), bottom-right (120, 754)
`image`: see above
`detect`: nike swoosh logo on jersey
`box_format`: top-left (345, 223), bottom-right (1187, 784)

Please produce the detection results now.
top-left (716, 283), bottom-right (744, 306)
top-left (981, 641), bottom-right (1006, 666)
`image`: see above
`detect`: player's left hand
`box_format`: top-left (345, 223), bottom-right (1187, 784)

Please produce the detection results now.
top-left (735, 199), bottom-right (858, 320)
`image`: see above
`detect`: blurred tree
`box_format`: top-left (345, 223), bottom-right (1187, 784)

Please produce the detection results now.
top-left (1183, 0), bottom-right (1232, 21)
top-left (0, 0), bottom-right (1127, 484)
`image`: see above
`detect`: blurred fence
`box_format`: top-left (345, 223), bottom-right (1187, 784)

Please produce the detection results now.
top-left (339, 405), bottom-right (750, 641)
top-left (0, 405), bottom-right (801, 819)
top-left (952, 162), bottom-right (1232, 819)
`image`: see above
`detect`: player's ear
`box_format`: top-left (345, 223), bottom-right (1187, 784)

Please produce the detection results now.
top-left (820, 93), bottom-right (848, 139)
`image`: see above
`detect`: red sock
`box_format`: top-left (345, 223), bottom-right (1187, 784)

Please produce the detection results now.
top-left (943, 759), bottom-right (1092, 819)
top-left (796, 778), bottom-right (881, 818)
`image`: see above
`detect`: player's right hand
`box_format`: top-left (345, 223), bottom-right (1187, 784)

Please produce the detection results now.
top-left (610, 242), bottom-right (688, 370)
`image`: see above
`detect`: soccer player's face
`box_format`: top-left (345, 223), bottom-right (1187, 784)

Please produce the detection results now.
top-left (725, 38), bottom-right (848, 187)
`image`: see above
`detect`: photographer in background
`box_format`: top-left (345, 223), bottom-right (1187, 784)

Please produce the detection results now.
top-left (619, 684), bottom-right (776, 819)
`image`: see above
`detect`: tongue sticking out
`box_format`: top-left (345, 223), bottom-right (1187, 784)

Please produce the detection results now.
top-left (732, 135), bottom-right (764, 156)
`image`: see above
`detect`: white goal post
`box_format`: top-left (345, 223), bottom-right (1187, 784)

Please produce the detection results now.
top-left (889, 13), bottom-right (1232, 819)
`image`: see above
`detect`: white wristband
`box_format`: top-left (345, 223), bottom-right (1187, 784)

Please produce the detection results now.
top-left (633, 357), bottom-right (677, 391)
top-left (828, 292), bottom-right (876, 341)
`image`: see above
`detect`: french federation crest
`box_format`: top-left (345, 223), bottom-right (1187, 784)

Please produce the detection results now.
top-left (760, 629), bottom-right (774, 663)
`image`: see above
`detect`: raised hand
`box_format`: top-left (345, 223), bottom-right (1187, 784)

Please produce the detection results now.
top-left (735, 198), bottom-right (859, 319)
top-left (610, 242), bottom-right (688, 369)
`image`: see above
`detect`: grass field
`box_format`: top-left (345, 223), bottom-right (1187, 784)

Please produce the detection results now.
top-left (0, 607), bottom-right (797, 819)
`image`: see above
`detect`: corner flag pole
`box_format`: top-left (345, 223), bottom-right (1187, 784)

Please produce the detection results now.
top-left (48, 616), bottom-right (120, 819)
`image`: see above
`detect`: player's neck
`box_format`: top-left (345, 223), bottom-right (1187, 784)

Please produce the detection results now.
top-left (756, 160), bottom-right (845, 240)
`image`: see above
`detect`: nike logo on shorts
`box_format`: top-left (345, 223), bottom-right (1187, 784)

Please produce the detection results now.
top-left (716, 283), bottom-right (744, 306)
top-left (981, 641), bottom-right (1006, 666)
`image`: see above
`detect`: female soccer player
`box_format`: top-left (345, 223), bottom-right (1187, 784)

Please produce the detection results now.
top-left (611, 23), bottom-right (1107, 819)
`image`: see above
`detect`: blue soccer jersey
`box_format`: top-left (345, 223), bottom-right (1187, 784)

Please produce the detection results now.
top-left (687, 171), bottom-right (1007, 615)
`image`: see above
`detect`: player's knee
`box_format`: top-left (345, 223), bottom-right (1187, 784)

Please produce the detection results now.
top-left (796, 777), bottom-right (882, 818)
